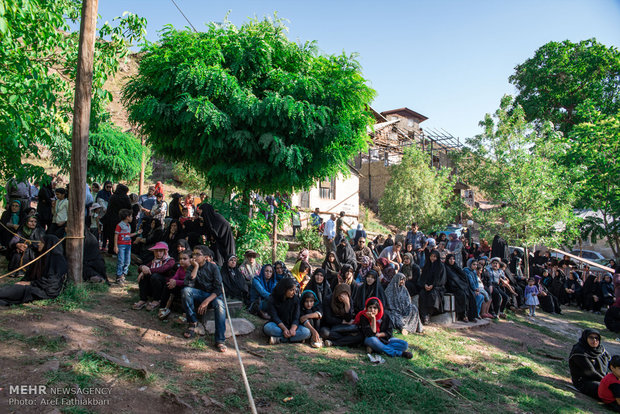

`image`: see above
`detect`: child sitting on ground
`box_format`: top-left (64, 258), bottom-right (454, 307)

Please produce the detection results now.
top-left (354, 297), bottom-right (412, 359)
top-left (524, 277), bottom-right (540, 317)
top-left (158, 251), bottom-right (198, 320)
top-left (299, 290), bottom-right (323, 348)
top-left (599, 355), bottom-right (620, 412)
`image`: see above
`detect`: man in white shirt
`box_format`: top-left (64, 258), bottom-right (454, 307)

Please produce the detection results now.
top-left (379, 241), bottom-right (403, 270)
top-left (322, 213), bottom-right (336, 254)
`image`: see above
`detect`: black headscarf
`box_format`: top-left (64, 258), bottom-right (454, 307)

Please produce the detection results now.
top-left (83, 230), bottom-right (107, 282)
top-left (199, 203), bottom-right (236, 266)
top-left (221, 255), bottom-right (249, 305)
top-left (102, 184), bottom-right (131, 225)
top-left (336, 240), bottom-right (357, 269)
top-left (419, 249), bottom-right (446, 289)
top-left (168, 194), bottom-right (183, 220)
top-left (353, 269), bottom-right (385, 312)
top-left (569, 328), bottom-right (611, 386)
top-left (304, 268), bottom-right (332, 305)
top-left (172, 239), bottom-right (191, 261)
top-left (445, 254), bottom-right (470, 292)
top-left (322, 251), bottom-right (341, 289)
top-left (268, 277), bottom-right (300, 327)
top-left (28, 235), bottom-right (67, 299)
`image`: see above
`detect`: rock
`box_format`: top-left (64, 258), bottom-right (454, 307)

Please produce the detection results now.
top-left (41, 360), bottom-right (60, 373)
top-left (344, 369), bottom-right (359, 384)
top-left (203, 318), bottom-right (255, 338)
top-left (224, 387), bottom-right (236, 394)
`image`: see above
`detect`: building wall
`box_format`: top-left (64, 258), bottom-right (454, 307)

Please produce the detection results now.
top-left (359, 161), bottom-right (392, 208)
top-left (291, 172), bottom-right (360, 219)
top-left (384, 113), bottom-right (422, 136)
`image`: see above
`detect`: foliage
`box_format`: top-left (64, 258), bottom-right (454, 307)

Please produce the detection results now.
top-left (172, 163), bottom-right (210, 194)
top-left (359, 204), bottom-right (390, 235)
top-left (458, 95), bottom-right (579, 249)
top-left (567, 108), bottom-right (620, 256)
top-left (510, 39), bottom-right (620, 134)
top-left (123, 17), bottom-right (376, 194)
top-left (208, 195), bottom-right (291, 263)
top-left (51, 122), bottom-right (149, 183)
top-left (296, 227), bottom-right (323, 252)
top-left (0, 0), bottom-right (146, 193)
top-left (378, 145), bottom-right (459, 232)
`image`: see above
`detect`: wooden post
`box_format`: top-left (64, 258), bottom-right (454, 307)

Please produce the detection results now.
top-left (271, 213), bottom-right (278, 263)
top-left (66, 0), bottom-right (99, 284)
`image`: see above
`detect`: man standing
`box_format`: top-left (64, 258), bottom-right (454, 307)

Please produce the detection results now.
top-left (310, 208), bottom-right (322, 229)
top-left (406, 222), bottom-right (427, 267)
top-left (138, 185), bottom-right (156, 226)
top-left (323, 213), bottom-right (336, 254)
top-left (335, 211), bottom-right (347, 245)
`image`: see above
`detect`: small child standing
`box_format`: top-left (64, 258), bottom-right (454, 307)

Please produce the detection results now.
top-left (299, 290), bottom-right (322, 348)
top-left (598, 355), bottom-right (620, 412)
top-left (524, 277), bottom-right (540, 317)
top-left (114, 209), bottom-right (140, 285)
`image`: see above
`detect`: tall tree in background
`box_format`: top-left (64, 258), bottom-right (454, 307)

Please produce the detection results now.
top-left (509, 39), bottom-right (620, 134)
top-left (379, 145), bottom-right (458, 232)
top-left (0, 0), bottom-right (146, 191)
top-left (123, 17), bottom-right (376, 195)
top-left (458, 95), bottom-right (579, 261)
top-left (568, 107), bottom-right (620, 256)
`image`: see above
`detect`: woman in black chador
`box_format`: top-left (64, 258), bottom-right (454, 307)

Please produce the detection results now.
top-left (417, 249), bottom-right (446, 324)
top-left (200, 203), bottom-right (236, 267)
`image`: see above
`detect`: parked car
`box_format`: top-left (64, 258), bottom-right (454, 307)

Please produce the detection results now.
top-left (437, 225), bottom-right (464, 238)
top-left (569, 249), bottom-right (606, 261)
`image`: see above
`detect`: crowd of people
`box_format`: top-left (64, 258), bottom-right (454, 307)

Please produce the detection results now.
top-left (2, 179), bottom-right (620, 366)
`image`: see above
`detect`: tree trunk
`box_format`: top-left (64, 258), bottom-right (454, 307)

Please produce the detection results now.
top-left (272, 213), bottom-right (278, 263)
top-left (523, 245), bottom-right (530, 280)
top-left (138, 135), bottom-right (145, 196)
top-left (66, 0), bottom-right (99, 284)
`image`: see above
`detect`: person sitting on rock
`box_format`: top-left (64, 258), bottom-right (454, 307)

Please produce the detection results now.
top-left (569, 329), bottom-right (611, 399)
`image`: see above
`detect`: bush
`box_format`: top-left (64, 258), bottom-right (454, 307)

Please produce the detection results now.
top-left (296, 227), bottom-right (323, 252)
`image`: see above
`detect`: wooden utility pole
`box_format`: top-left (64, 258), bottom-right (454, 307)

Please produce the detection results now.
top-left (138, 135), bottom-right (146, 196)
top-left (66, 0), bottom-right (99, 284)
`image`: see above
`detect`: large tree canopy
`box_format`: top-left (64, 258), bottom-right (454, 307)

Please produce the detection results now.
top-left (458, 95), bottom-right (578, 249)
top-left (509, 39), bottom-right (620, 134)
top-left (123, 18), bottom-right (376, 194)
top-left (0, 0), bottom-right (146, 190)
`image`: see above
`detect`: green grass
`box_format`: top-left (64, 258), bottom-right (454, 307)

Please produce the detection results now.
top-left (263, 381), bottom-right (329, 412)
top-left (186, 373), bottom-right (213, 393)
top-left (360, 205), bottom-right (390, 235)
top-left (0, 327), bottom-right (67, 352)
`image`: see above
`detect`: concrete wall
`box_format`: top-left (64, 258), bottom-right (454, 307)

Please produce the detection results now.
top-left (291, 172), bottom-right (360, 220)
top-left (359, 161), bottom-right (392, 209)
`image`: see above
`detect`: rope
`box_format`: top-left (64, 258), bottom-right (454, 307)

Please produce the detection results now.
top-left (218, 284), bottom-right (258, 414)
top-left (0, 220), bottom-right (36, 244)
top-left (0, 235), bottom-right (84, 280)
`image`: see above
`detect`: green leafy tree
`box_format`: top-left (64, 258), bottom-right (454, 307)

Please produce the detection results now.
top-left (567, 108), bottom-right (620, 256)
top-left (379, 145), bottom-right (458, 232)
top-left (458, 95), bottom-right (579, 261)
top-left (509, 39), bottom-right (620, 134)
top-left (123, 17), bottom-right (376, 194)
top-left (0, 0), bottom-right (146, 191)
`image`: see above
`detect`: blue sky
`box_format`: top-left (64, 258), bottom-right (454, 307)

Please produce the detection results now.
top-left (97, 0), bottom-right (620, 139)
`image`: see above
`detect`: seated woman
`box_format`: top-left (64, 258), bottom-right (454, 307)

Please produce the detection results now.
top-left (565, 272), bottom-right (582, 306)
top-left (299, 290), bottom-right (323, 348)
top-left (384, 273), bottom-right (423, 334)
top-left (417, 249), bottom-right (446, 324)
top-left (7, 214), bottom-right (45, 278)
top-left (338, 264), bottom-right (357, 287)
top-left (537, 272), bottom-right (562, 314)
top-left (376, 257), bottom-right (396, 287)
top-left (336, 238), bottom-right (357, 270)
top-left (133, 217), bottom-right (164, 265)
top-left (274, 261), bottom-right (292, 279)
top-left (355, 255), bottom-right (373, 284)
top-left (171, 239), bottom-right (191, 262)
top-left (445, 254), bottom-right (478, 322)
top-left (569, 329), bottom-right (611, 399)
top-left (1, 200), bottom-right (23, 250)
top-left (250, 264), bottom-right (280, 319)
top-left (0, 235), bottom-right (66, 306)
top-left (133, 242), bottom-right (176, 311)
top-left (304, 268), bottom-right (332, 305)
top-left (401, 253), bottom-right (421, 297)
top-left (581, 273), bottom-right (603, 312)
top-left (319, 283), bottom-right (363, 347)
top-left (322, 251), bottom-right (341, 289)
top-left (353, 269), bottom-right (384, 313)
top-left (463, 259), bottom-right (489, 319)
top-left (82, 229), bottom-right (107, 283)
top-left (221, 255), bottom-right (250, 306)
top-left (291, 260), bottom-right (311, 291)
top-left (163, 220), bottom-right (184, 248)
top-left (263, 278), bottom-right (311, 344)
top-left (605, 298), bottom-right (620, 333)
top-left (601, 273), bottom-right (615, 308)
top-left (354, 297), bottom-right (413, 359)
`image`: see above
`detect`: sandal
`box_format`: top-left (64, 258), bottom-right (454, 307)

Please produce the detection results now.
top-left (146, 301), bottom-right (160, 311)
top-left (132, 301), bottom-right (147, 310)
top-left (184, 323), bottom-right (197, 339)
top-left (216, 343), bottom-right (227, 353)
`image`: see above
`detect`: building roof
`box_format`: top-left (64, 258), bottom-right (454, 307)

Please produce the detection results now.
top-left (380, 107), bottom-right (428, 123)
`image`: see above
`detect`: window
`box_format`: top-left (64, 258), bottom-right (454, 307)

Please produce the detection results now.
top-left (300, 191), bottom-right (310, 208)
top-left (319, 177), bottom-right (336, 200)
